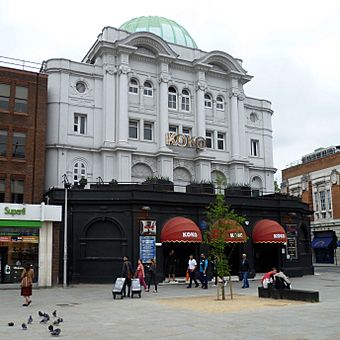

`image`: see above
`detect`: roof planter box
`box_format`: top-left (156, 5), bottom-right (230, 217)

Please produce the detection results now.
top-left (142, 178), bottom-right (174, 192)
top-left (186, 183), bottom-right (214, 194)
top-left (225, 185), bottom-right (251, 197)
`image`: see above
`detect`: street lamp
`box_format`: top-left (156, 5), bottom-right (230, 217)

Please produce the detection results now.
top-left (62, 174), bottom-right (71, 288)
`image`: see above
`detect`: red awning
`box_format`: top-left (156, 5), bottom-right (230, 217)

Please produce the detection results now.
top-left (212, 219), bottom-right (247, 243)
top-left (252, 219), bottom-right (287, 243)
top-left (161, 217), bottom-right (202, 243)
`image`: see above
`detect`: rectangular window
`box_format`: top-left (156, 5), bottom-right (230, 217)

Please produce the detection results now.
top-left (181, 95), bottom-right (190, 111)
top-left (319, 190), bottom-right (326, 211)
top-left (206, 131), bottom-right (213, 149)
top-left (169, 125), bottom-right (178, 133)
top-left (129, 120), bottom-right (138, 139)
top-left (14, 86), bottom-right (28, 113)
top-left (0, 129), bottom-right (8, 157)
top-left (217, 132), bottom-right (225, 150)
top-left (11, 179), bottom-right (24, 203)
top-left (12, 132), bottom-right (26, 159)
top-left (251, 139), bottom-right (259, 156)
top-left (314, 192), bottom-right (319, 211)
top-left (168, 93), bottom-right (177, 109)
top-left (144, 122), bottom-right (153, 141)
top-left (0, 178), bottom-right (5, 202)
top-left (0, 83), bottom-right (10, 111)
top-left (182, 127), bottom-right (192, 136)
top-left (327, 189), bottom-right (332, 210)
top-left (74, 114), bottom-right (87, 135)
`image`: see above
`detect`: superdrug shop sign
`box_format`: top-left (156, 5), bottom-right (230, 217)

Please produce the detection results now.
top-left (166, 133), bottom-right (206, 150)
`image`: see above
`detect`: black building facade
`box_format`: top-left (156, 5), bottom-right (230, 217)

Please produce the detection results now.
top-left (46, 186), bottom-right (314, 284)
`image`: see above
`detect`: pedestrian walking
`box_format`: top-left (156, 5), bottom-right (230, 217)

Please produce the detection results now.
top-left (199, 253), bottom-right (208, 289)
top-left (20, 264), bottom-right (34, 306)
top-left (135, 259), bottom-right (147, 291)
top-left (121, 256), bottom-right (134, 297)
top-left (240, 253), bottom-right (250, 288)
top-left (187, 255), bottom-right (199, 288)
top-left (146, 258), bottom-right (157, 293)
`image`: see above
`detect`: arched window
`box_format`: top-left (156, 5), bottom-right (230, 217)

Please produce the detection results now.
top-left (168, 86), bottom-right (177, 109)
top-left (143, 81), bottom-right (153, 97)
top-left (250, 112), bottom-right (258, 123)
top-left (73, 162), bottom-right (86, 184)
top-left (129, 78), bottom-right (139, 94)
top-left (216, 96), bottom-right (224, 110)
top-left (181, 89), bottom-right (190, 112)
top-left (204, 93), bottom-right (212, 108)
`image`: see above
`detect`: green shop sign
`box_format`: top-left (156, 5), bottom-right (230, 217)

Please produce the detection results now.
top-left (4, 207), bottom-right (26, 216)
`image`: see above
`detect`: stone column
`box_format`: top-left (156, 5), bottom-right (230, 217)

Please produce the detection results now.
top-left (229, 87), bottom-right (240, 159)
top-left (196, 81), bottom-right (206, 138)
top-left (159, 72), bottom-right (170, 151)
top-left (237, 92), bottom-right (246, 160)
top-left (117, 64), bottom-right (131, 145)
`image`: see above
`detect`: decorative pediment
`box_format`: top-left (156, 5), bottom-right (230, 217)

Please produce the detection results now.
top-left (195, 51), bottom-right (247, 74)
top-left (119, 32), bottom-right (178, 58)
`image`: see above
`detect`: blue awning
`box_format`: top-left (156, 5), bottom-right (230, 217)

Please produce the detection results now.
top-left (337, 241), bottom-right (340, 248)
top-left (312, 237), bottom-right (333, 249)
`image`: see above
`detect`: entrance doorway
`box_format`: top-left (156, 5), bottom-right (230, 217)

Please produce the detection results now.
top-left (254, 243), bottom-right (282, 273)
top-left (0, 247), bottom-right (8, 283)
top-left (163, 243), bottom-right (198, 278)
top-left (225, 244), bottom-right (242, 275)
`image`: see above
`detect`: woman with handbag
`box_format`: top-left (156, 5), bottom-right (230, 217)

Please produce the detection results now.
top-left (20, 264), bottom-right (34, 306)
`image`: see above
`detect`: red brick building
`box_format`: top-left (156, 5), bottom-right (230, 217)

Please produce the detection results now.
top-left (282, 146), bottom-right (340, 263)
top-left (0, 66), bottom-right (47, 203)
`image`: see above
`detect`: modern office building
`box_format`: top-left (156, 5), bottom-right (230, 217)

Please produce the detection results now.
top-left (282, 146), bottom-right (340, 263)
top-left (44, 16), bottom-right (275, 194)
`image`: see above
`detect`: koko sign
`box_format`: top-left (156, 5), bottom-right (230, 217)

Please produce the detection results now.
top-left (165, 133), bottom-right (206, 150)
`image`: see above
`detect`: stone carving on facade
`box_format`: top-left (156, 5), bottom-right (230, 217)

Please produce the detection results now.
top-left (118, 64), bottom-right (131, 75)
top-left (131, 163), bottom-right (154, 178)
top-left (229, 88), bottom-right (239, 98)
top-left (132, 155), bottom-right (156, 171)
top-left (159, 73), bottom-right (171, 83)
top-left (301, 174), bottom-right (310, 191)
top-left (330, 169), bottom-right (339, 185)
top-left (105, 65), bottom-right (117, 75)
top-left (173, 159), bottom-right (194, 177)
top-left (196, 81), bottom-right (207, 91)
top-left (69, 77), bottom-right (93, 99)
top-left (238, 92), bottom-right (246, 101)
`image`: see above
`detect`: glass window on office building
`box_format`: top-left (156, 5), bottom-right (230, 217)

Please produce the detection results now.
top-left (217, 132), bottom-right (225, 150)
top-left (74, 114), bottom-right (87, 135)
top-left (73, 162), bottom-right (86, 184)
top-left (15, 86), bottom-right (28, 113)
top-left (144, 122), bottom-right (153, 141)
top-left (206, 131), bottom-right (213, 149)
top-left (12, 132), bottom-right (26, 159)
top-left (0, 129), bottom-right (8, 157)
top-left (11, 179), bottom-right (24, 203)
top-left (0, 83), bottom-right (10, 111)
top-left (0, 178), bottom-right (5, 202)
top-left (129, 120), bottom-right (138, 139)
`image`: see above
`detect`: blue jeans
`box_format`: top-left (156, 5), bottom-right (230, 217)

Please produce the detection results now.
top-left (242, 271), bottom-right (249, 288)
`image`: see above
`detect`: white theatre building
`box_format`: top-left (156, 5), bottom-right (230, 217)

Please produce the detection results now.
top-left (45, 16), bottom-right (275, 192)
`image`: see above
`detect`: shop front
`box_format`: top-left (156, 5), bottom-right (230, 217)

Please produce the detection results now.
top-left (252, 219), bottom-right (288, 273)
top-left (161, 217), bottom-right (202, 278)
top-left (0, 203), bottom-right (62, 287)
top-left (312, 231), bottom-right (337, 264)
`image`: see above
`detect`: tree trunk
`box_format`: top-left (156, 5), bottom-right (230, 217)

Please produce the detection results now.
top-left (229, 275), bottom-right (233, 300)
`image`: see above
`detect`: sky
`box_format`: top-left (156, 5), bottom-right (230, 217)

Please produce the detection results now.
top-left (1, 0), bottom-right (339, 182)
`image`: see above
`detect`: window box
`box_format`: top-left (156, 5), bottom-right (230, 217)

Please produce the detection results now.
top-left (186, 183), bottom-right (214, 194)
top-left (224, 185), bottom-right (251, 197)
top-left (143, 177), bottom-right (174, 192)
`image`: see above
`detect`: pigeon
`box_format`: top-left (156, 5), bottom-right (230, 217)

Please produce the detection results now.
top-left (53, 320), bottom-right (59, 326)
top-left (40, 316), bottom-right (49, 324)
top-left (48, 325), bottom-right (54, 332)
top-left (21, 323), bottom-right (27, 330)
top-left (28, 315), bottom-right (33, 324)
top-left (38, 311), bottom-right (44, 317)
top-left (52, 310), bottom-right (57, 318)
top-left (8, 322), bottom-right (14, 327)
top-left (51, 328), bottom-right (61, 336)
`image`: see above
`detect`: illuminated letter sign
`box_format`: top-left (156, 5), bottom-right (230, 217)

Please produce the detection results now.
top-left (165, 133), bottom-right (206, 150)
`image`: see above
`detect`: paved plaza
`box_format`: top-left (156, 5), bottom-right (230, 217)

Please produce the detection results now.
top-left (1, 267), bottom-right (340, 339)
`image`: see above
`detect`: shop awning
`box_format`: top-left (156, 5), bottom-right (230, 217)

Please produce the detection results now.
top-left (312, 237), bottom-right (333, 249)
top-left (161, 217), bottom-right (202, 243)
top-left (212, 219), bottom-right (247, 243)
top-left (252, 219), bottom-right (287, 243)
top-left (337, 241), bottom-right (340, 248)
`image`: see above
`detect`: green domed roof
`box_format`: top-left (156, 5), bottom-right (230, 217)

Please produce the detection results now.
top-left (120, 16), bottom-right (197, 49)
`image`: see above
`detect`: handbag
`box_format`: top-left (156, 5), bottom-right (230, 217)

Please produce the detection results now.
top-left (185, 271), bottom-right (190, 282)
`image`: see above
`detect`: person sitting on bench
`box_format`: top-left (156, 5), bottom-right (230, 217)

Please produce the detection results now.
top-left (261, 268), bottom-right (277, 288)
top-left (274, 269), bottom-right (291, 289)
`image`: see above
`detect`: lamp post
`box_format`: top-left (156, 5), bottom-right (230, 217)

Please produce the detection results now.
top-left (62, 174), bottom-right (71, 288)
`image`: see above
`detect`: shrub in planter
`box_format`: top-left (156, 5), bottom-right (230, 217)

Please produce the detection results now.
top-left (186, 181), bottom-right (214, 194)
top-left (143, 176), bottom-right (174, 191)
top-left (224, 183), bottom-right (251, 197)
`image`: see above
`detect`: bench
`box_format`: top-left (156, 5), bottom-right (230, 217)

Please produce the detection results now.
top-left (258, 287), bottom-right (319, 303)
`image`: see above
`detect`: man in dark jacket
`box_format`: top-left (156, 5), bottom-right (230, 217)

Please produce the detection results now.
top-left (240, 253), bottom-right (250, 288)
top-left (121, 256), bottom-right (134, 297)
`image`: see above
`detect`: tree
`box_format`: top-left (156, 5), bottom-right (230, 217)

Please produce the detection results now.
top-left (205, 194), bottom-right (245, 300)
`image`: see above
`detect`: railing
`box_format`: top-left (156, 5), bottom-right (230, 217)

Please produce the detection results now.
top-left (0, 55), bottom-right (45, 73)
